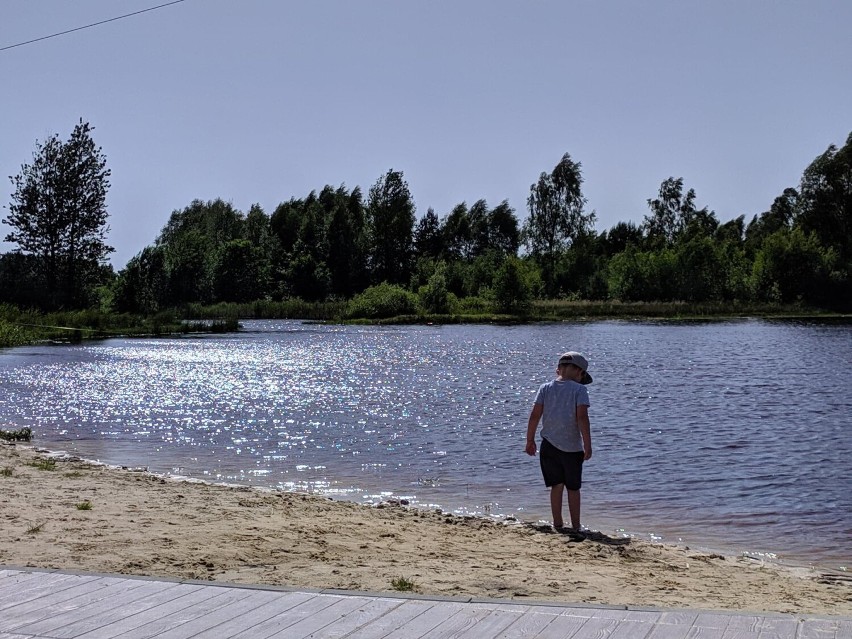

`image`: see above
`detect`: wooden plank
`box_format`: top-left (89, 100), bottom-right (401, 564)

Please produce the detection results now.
top-left (105, 586), bottom-right (258, 639)
top-left (0, 569), bottom-right (41, 584)
top-left (692, 613), bottom-right (733, 630)
top-left (797, 618), bottom-right (842, 639)
top-left (0, 572), bottom-right (91, 612)
top-left (585, 607), bottom-right (629, 621)
top-left (178, 590), bottom-right (316, 639)
top-left (578, 616), bottom-right (626, 637)
top-left (835, 619), bottom-right (852, 638)
top-left (531, 613), bottom-right (590, 639)
top-left (719, 629), bottom-right (761, 639)
top-left (380, 601), bottom-right (469, 638)
top-left (645, 621), bottom-right (693, 639)
top-left (725, 615), bottom-right (763, 632)
top-left (490, 609), bottom-right (564, 638)
top-left (0, 576), bottom-right (118, 632)
top-left (428, 606), bottom-right (523, 638)
top-left (10, 579), bottom-right (177, 637)
top-left (658, 611), bottom-right (700, 626)
top-left (265, 596), bottom-right (394, 639)
top-left (301, 597), bottom-right (407, 638)
top-left (334, 599), bottom-right (440, 639)
top-left (25, 581), bottom-right (204, 638)
top-left (145, 588), bottom-right (310, 639)
top-left (226, 593), bottom-right (348, 639)
top-left (0, 570), bottom-right (846, 639)
top-left (608, 619), bottom-right (656, 638)
top-left (686, 628), bottom-right (726, 639)
top-left (73, 585), bottom-right (230, 639)
top-left (624, 610), bottom-right (664, 623)
top-left (752, 615), bottom-right (800, 639)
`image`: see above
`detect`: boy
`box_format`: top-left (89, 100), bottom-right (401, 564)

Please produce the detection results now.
top-left (525, 351), bottom-right (593, 533)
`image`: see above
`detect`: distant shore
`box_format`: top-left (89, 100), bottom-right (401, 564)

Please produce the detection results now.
top-left (1, 442), bottom-right (849, 616)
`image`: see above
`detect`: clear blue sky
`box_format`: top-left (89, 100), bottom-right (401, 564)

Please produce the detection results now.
top-left (2, 0), bottom-right (850, 269)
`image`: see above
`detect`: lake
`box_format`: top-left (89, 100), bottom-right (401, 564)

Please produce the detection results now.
top-left (1, 319), bottom-right (849, 571)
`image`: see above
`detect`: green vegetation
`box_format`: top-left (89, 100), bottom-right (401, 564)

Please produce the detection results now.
top-left (2, 122), bottom-right (850, 333)
top-left (1, 467), bottom-right (12, 477)
top-left (75, 500), bottom-right (93, 510)
top-left (390, 576), bottom-right (416, 592)
top-left (0, 427), bottom-right (32, 442)
top-left (0, 305), bottom-right (238, 348)
top-left (26, 522), bottom-right (45, 535)
top-left (29, 458), bottom-right (56, 471)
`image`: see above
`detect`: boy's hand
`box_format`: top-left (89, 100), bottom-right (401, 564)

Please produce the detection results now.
top-left (525, 440), bottom-right (537, 456)
top-left (584, 446), bottom-right (592, 461)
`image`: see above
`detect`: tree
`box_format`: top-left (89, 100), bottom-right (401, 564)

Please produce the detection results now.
top-left (366, 169), bottom-right (415, 285)
top-left (523, 152), bottom-right (595, 294)
top-left (492, 257), bottom-right (534, 314)
top-left (644, 177), bottom-right (716, 247)
top-left (4, 119), bottom-right (113, 308)
top-left (796, 132), bottom-right (852, 263)
top-left (153, 199), bottom-right (244, 305)
top-left (487, 200), bottom-right (521, 256)
top-left (442, 203), bottom-right (473, 260)
top-left (325, 185), bottom-right (368, 297)
top-left (414, 208), bottom-right (443, 259)
top-left (751, 227), bottom-right (837, 305)
top-left (112, 246), bottom-right (167, 314)
top-left (417, 262), bottom-right (451, 314)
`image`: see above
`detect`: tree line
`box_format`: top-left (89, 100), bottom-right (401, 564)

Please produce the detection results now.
top-left (3, 121), bottom-right (851, 317)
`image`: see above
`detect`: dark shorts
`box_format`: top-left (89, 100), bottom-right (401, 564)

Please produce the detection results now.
top-left (539, 438), bottom-right (584, 490)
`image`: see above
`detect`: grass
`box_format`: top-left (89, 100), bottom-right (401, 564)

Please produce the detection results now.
top-left (1, 467), bottom-right (12, 477)
top-left (0, 305), bottom-right (241, 348)
top-left (29, 458), bottom-right (56, 471)
top-left (65, 471), bottom-right (84, 478)
top-left (75, 500), bottom-right (93, 510)
top-left (26, 522), bottom-right (45, 535)
top-left (390, 576), bottom-right (416, 592)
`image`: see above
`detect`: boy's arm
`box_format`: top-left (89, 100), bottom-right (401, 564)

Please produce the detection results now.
top-left (577, 404), bottom-right (592, 460)
top-left (525, 403), bottom-right (543, 456)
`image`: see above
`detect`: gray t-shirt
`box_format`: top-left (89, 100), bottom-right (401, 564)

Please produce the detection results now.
top-left (534, 379), bottom-right (590, 452)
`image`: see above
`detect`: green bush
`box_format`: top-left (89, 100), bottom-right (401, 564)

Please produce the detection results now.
top-left (492, 257), bottom-right (533, 314)
top-left (345, 283), bottom-right (419, 319)
top-left (417, 268), bottom-right (451, 314)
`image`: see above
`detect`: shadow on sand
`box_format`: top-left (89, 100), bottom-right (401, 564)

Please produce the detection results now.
top-left (525, 522), bottom-right (632, 546)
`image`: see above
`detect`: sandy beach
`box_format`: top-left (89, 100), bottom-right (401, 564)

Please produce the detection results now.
top-left (1, 442), bottom-right (849, 616)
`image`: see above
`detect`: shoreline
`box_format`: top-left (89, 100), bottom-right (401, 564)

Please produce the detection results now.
top-left (24, 437), bottom-right (849, 576)
top-left (2, 442), bottom-right (850, 616)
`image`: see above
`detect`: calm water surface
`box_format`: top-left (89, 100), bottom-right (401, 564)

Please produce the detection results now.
top-left (1, 320), bottom-right (849, 571)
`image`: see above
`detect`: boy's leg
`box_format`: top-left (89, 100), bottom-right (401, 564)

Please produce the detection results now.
top-left (567, 489), bottom-right (581, 530)
top-left (550, 483), bottom-right (565, 528)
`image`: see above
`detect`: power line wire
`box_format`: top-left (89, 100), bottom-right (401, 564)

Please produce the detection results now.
top-left (0, 0), bottom-right (190, 52)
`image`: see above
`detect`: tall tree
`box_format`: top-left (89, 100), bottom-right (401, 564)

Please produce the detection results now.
top-left (523, 152), bottom-right (594, 293)
top-left (4, 119), bottom-right (113, 308)
top-left (796, 132), bottom-right (852, 262)
top-left (413, 207), bottom-right (443, 259)
top-left (326, 185), bottom-right (368, 297)
top-left (366, 169), bottom-right (415, 284)
top-left (487, 200), bottom-right (521, 256)
top-left (644, 177), bottom-right (716, 247)
top-left (442, 203), bottom-right (472, 260)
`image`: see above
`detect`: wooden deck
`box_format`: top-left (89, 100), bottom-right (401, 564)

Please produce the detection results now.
top-left (1, 568), bottom-right (849, 638)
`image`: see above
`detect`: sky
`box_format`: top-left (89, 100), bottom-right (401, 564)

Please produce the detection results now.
top-left (1, 1), bottom-right (850, 270)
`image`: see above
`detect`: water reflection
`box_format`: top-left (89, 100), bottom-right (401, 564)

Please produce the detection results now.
top-left (0, 319), bottom-right (849, 569)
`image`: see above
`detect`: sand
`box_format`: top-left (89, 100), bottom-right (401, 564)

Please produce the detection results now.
top-left (1, 442), bottom-right (849, 616)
